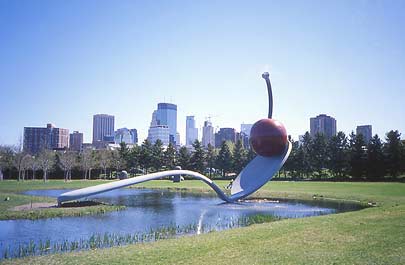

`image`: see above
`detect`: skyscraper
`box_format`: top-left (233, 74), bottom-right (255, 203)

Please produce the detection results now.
top-left (310, 114), bottom-right (337, 138)
top-left (69, 131), bottom-right (83, 151)
top-left (356, 125), bottom-right (372, 143)
top-left (148, 125), bottom-right (170, 146)
top-left (186, 116), bottom-right (198, 146)
top-left (148, 107), bottom-right (170, 146)
top-left (215, 128), bottom-right (236, 148)
top-left (156, 103), bottom-right (178, 145)
top-left (24, 123), bottom-right (69, 154)
top-left (92, 114), bottom-right (115, 144)
top-left (202, 120), bottom-right (215, 148)
top-left (240, 123), bottom-right (253, 137)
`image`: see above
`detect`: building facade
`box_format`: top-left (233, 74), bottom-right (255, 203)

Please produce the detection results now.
top-left (92, 114), bottom-right (115, 144)
top-left (215, 128), bottom-right (236, 148)
top-left (114, 128), bottom-right (138, 145)
top-left (310, 114), bottom-right (337, 138)
top-left (24, 123), bottom-right (69, 154)
top-left (240, 123), bottom-right (253, 137)
top-left (148, 125), bottom-right (170, 146)
top-left (356, 125), bottom-right (372, 143)
top-left (237, 132), bottom-right (250, 149)
top-left (186, 116), bottom-right (198, 146)
top-left (69, 131), bottom-right (83, 151)
top-left (156, 103), bottom-right (178, 145)
top-left (130, 129), bottom-right (138, 144)
top-left (202, 120), bottom-right (215, 148)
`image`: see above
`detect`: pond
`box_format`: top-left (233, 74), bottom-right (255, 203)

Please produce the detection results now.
top-left (0, 189), bottom-right (363, 259)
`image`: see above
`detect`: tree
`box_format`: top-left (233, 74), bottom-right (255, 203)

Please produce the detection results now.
top-left (384, 130), bottom-right (402, 178)
top-left (163, 143), bottom-right (177, 170)
top-left (366, 135), bottom-right (385, 181)
top-left (26, 155), bottom-right (39, 180)
top-left (328, 132), bottom-right (349, 179)
top-left (139, 140), bottom-right (153, 173)
top-left (152, 140), bottom-right (164, 172)
top-left (190, 140), bottom-right (205, 173)
top-left (118, 142), bottom-right (129, 170)
top-left (0, 145), bottom-right (13, 180)
top-left (0, 147), bottom-right (4, 180)
top-left (205, 144), bottom-right (217, 178)
top-left (177, 146), bottom-right (191, 170)
top-left (80, 150), bottom-right (94, 180)
top-left (310, 133), bottom-right (328, 179)
top-left (216, 141), bottom-right (233, 177)
top-left (246, 147), bottom-right (256, 163)
top-left (301, 132), bottom-right (313, 177)
top-left (292, 143), bottom-right (306, 179)
top-left (232, 139), bottom-right (247, 174)
top-left (127, 145), bottom-right (140, 173)
top-left (401, 141), bottom-right (405, 175)
top-left (38, 150), bottom-right (55, 182)
top-left (283, 137), bottom-right (299, 179)
top-left (21, 154), bottom-right (33, 181)
top-left (349, 132), bottom-right (366, 180)
top-left (12, 148), bottom-right (27, 181)
top-left (98, 150), bottom-right (111, 179)
top-left (111, 150), bottom-right (125, 177)
top-left (59, 151), bottom-right (77, 181)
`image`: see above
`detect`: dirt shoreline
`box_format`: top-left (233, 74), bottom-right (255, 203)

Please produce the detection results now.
top-left (12, 202), bottom-right (57, 211)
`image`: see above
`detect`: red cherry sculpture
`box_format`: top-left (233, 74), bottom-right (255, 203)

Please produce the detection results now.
top-left (250, 118), bottom-right (288, 157)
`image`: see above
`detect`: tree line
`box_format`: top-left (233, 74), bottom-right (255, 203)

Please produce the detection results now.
top-left (0, 139), bottom-right (254, 181)
top-left (0, 130), bottom-right (404, 182)
top-left (284, 130), bottom-right (405, 181)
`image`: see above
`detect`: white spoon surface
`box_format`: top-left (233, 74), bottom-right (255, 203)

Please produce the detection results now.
top-left (230, 141), bottom-right (292, 201)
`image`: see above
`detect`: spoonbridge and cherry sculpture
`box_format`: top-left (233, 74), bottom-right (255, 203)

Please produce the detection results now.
top-left (57, 72), bottom-right (291, 205)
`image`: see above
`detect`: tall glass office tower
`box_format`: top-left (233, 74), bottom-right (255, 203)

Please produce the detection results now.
top-left (156, 103), bottom-right (177, 145)
top-left (186, 116), bottom-right (198, 146)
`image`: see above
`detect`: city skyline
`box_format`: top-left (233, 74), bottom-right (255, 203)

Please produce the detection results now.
top-left (1, 1), bottom-right (405, 145)
top-left (8, 107), bottom-right (405, 149)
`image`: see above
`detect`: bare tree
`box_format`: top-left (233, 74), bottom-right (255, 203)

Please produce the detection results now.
top-left (38, 150), bottom-right (55, 182)
top-left (59, 151), bottom-right (77, 182)
top-left (98, 150), bottom-right (111, 179)
top-left (13, 150), bottom-right (27, 181)
top-left (80, 150), bottom-right (94, 180)
top-left (21, 154), bottom-right (32, 181)
top-left (27, 155), bottom-right (39, 180)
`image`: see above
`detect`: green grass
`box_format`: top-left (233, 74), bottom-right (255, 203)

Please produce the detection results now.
top-left (0, 180), bottom-right (123, 220)
top-left (1, 180), bottom-right (405, 264)
top-left (0, 179), bottom-right (113, 193)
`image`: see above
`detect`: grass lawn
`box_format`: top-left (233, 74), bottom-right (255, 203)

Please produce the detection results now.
top-left (1, 180), bottom-right (405, 264)
top-left (0, 180), bottom-right (123, 220)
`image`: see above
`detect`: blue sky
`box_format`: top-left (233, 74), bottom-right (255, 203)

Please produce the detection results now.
top-left (0, 0), bottom-right (404, 145)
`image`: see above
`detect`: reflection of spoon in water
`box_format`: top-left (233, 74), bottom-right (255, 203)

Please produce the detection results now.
top-left (57, 73), bottom-right (291, 205)
top-left (197, 209), bottom-right (207, 235)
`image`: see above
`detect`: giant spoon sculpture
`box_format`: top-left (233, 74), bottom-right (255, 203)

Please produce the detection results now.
top-left (58, 72), bottom-right (291, 205)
